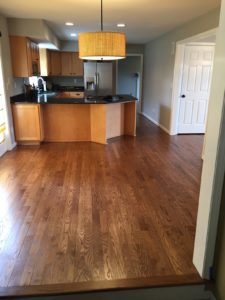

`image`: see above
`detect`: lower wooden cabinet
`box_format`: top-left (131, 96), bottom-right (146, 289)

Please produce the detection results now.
top-left (12, 104), bottom-right (44, 145)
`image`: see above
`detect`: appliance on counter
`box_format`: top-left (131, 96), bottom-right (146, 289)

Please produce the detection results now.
top-left (84, 62), bottom-right (113, 96)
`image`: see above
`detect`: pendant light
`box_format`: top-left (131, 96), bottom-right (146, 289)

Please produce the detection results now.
top-left (78, 0), bottom-right (126, 60)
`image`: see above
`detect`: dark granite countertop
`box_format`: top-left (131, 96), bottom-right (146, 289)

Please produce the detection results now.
top-left (10, 92), bottom-right (137, 105)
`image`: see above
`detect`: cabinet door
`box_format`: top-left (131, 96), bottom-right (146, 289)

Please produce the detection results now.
top-left (49, 51), bottom-right (61, 76)
top-left (29, 41), bottom-right (40, 75)
top-left (61, 52), bottom-right (72, 76)
top-left (10, 36), bottom-right (32, 77)
top-left (72, 52), bottom-right (84, 76)
top-left (12, 104), bottom-right (43, 142)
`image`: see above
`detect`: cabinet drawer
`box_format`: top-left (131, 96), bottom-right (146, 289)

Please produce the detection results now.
top-left (69, 92), bottom-right (84, 98)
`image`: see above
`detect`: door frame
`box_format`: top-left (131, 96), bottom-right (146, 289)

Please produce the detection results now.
top-left (116, 53), bottom-right (144, 114)
top-left (170, 29), bottom-right (217, 135)
top-left (0, 41), bottom-right (8, 157)
top-left (169, 26), bottom-right (225, 279)
top-left (0, 34), bottom-right (16, 156)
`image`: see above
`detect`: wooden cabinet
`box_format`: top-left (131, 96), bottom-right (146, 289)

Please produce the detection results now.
top-left (61, 52), bottom-right (72, 76)
top-left (48, 51), bottom-right (83, 76)
top-left (12, 104), bottom-right (44, 145)
top-left (71, 52), bottom-right (84, 76)
top-left (10, 36), bottom-right (40, 77)
top-left (48, 51), bottom-right (62, 76)
top-left (61, 52), bottom-right (84, 76)
top-left (30, 41), bottom-right (39, 62)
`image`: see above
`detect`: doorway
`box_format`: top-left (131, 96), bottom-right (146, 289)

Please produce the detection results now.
top-left (170, 30), bottom-right (216, 136)
top-left (117, 54), bottom-right (143, 114)
top-left (178, 44), bottom-right (215, 134)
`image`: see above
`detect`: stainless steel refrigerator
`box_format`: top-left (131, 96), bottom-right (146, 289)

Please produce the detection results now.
top-left (84, 62), bottom-right (113, 96)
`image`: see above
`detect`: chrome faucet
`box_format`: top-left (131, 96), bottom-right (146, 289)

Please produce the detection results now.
top-left (37, 77), bottom-right (47, 93)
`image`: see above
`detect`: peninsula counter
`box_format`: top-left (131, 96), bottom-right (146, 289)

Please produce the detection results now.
top-left (11, 94), bottom-right (137, 145)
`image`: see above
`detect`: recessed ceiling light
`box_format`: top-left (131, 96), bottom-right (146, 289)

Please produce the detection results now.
top-left (65, 22), bottom-right (74, 26)
top-left (70, 33), bottom-right (77, 37)
top-left (117, 23), bottom-right (126, 27)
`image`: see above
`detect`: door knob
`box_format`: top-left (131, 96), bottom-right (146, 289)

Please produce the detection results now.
top-left (181, 94), bottom-right (186, 98)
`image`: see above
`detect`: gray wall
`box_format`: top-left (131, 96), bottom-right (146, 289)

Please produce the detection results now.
top-left (117, 56), bottom-right (141, 97)
top-left (214, 174), bottom-right (225, 300)
top-left (8, 18), bottom-right (60, 49)
top-left (142, 7), bottom-right (220, 131)
top-left (126, 44), bottom-right (144, 54)
top-left (61, 41), bottom-right (78, 52)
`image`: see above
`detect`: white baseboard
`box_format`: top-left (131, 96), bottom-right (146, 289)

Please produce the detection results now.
top-left (141, 112), bottom-right (171, 135)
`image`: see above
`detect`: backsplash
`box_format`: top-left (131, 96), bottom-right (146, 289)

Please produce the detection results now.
top-left (46, 76), bottom-right (84, 87)
top-left (12, 77), bottom-right (29, 95)
top-left (12, 76), bottom-right (84, 95)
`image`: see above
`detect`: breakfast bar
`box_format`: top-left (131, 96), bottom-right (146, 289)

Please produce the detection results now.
top-left (11, 94), bottom-right (137, 145)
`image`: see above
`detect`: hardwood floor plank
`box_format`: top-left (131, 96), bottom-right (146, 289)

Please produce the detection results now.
top-left (0, 115), bottom-right (203, 296)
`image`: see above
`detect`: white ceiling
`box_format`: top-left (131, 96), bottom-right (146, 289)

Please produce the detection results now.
top-left (0, 0), bottom-right (220, 44)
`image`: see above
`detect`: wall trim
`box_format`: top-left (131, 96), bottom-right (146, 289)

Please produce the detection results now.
top-left (141, 112), bottom-right (170, 134)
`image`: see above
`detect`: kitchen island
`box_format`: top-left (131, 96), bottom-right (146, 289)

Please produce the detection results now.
top-left (11, 93), bottom-right (137, 145)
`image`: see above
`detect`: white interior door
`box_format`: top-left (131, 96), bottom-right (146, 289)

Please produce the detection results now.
top-left (178, 45), bottom-right (215, 134)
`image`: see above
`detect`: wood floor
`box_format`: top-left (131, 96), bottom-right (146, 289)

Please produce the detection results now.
top-left (0, 116), bottom-right (203, 297)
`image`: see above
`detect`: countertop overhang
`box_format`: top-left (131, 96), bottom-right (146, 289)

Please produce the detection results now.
top-left (11, 93), bottom-right (137, 105)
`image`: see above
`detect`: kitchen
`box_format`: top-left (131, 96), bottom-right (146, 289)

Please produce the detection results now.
top-left (9, 36), bottom-right (137, 145)
top-left (0, 0), bottom-right (224, 299)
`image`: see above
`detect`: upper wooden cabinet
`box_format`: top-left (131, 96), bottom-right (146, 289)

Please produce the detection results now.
top-left (48, 51), bottom-right (62, 76)
top-left (10, 38), bottom-right (83, 77)
top-left (71, 52), bottom-right (84, 76)
top-left (61, 52), bottom-right (72, 76)
top-left (48, 50), bottom-right (83, 76)
top-left (10, 36), bottom-right (40, 77)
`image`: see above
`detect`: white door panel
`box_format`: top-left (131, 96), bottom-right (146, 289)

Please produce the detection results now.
top-left (178, 45), bottom-right (214, 134)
